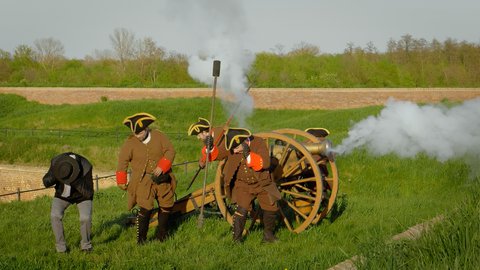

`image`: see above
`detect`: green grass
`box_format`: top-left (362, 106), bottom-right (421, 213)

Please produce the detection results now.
top-left (357, 183), bottom-right (480, 269)
top-left (0, 93), bottom-right (478, 269)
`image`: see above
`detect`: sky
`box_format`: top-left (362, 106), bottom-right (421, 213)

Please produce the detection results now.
top-left (1, 0), bottom-right (479, 59)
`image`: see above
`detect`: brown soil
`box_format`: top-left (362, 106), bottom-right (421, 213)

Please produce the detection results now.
top-left (1, 87), bottom-right (479, 110)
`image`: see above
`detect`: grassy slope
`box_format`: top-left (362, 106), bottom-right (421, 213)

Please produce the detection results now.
top-left (0, 94), bottom-right (477, 269)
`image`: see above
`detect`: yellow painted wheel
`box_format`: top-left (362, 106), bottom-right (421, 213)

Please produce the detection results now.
top-left (274, 129), bottom-right (339, 224)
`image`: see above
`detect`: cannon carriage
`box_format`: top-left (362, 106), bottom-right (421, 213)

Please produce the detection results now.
top-left (146, 128), bottom-right (339, 234)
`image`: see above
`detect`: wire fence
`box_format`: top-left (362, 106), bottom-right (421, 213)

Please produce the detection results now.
top-left (0, 128), bottom-right (187, 143)
top-left (0, 160), bottom-right (198, 202)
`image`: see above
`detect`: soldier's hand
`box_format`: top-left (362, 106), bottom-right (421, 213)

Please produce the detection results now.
top-left (204, 135), bottom-right (214, 152)
top-left (118, 184), bottom-right (128, 191)
top-left (242, 142), bottom-right (250, 159)
top-left (153, 167), bottom-right (163, 176)
top-left (198, 160), bottom-right (206, 169)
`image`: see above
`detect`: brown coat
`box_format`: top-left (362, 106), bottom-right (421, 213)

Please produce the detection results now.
top-left (200, 126), bottom-right (229, 163)
top-left (222, 136), bottom-right (271, 185)
top-left (117, 129), bottom-right (176, 210)
top-left (221, 136), bottom-right (279, 211)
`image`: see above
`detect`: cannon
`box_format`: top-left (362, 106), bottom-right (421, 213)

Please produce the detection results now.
top-left (146, 128), bottom-right (339, 234)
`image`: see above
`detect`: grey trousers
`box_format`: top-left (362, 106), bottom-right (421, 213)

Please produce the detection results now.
top-left (50, 197), bottom-right (92, 252)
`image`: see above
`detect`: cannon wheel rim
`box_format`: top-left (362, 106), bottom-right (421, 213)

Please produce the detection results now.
top-left (214, 131), bottom-right (323, 233)
top-left (273, 128), bottom-right (339, 224)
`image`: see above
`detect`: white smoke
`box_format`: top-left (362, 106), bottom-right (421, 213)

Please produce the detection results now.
top-left (163, 0), bottom-right (255, 126)
top-left (335, 98), bottom-right (480, 175)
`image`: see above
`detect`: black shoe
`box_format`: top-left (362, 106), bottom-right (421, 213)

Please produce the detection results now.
top-left (262, 234), bottom-right (279, 243)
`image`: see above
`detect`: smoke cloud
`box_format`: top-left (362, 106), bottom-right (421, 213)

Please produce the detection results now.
top-left (335, 98), bottom-right (480, 176)
top-left (163, 0), bottom-right (255, 126)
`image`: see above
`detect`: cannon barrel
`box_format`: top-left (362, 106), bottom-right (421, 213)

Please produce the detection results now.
top-left (302, 139), bottom-right (334, 159)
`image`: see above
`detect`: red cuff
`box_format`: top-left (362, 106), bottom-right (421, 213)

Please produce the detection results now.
top-left (201, 146), bottom-right (219, 162)
top-left (116, 171), bottom-right (128, 184)
top-left (247, 152), bottom-right (263, 171)
top-left (157, 158), bottom-right (172, 172)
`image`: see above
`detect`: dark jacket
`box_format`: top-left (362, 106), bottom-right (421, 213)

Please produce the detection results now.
top-left (43, 152), bottom-right (94, 204)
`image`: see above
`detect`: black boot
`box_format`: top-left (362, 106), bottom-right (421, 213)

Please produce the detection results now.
top-left (136, 208), bottom-right (151, 245)
top-left (155, 212), bottom-right (169, 242)
top-left (233, 206), bottom-right (247, 242)
top-left (262, 210), bottom-right (279, 243)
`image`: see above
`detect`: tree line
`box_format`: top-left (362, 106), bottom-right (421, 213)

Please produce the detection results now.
top-left (0, 29), bottom-right (479, 88)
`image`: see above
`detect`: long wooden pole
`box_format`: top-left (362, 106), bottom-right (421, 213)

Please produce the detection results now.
top-left (185, 84), bottom-right (253, 192)
top-left (197, 60), bottom-right (221, 228)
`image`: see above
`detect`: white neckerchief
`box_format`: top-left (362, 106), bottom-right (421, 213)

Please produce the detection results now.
top-left (245, 138), bottom-right (252, 162)
top-left (142, 132), bottom-right (151, 144)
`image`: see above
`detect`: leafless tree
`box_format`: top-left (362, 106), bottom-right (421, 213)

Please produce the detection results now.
top-left (137, 37), bottom-right (165, 60)
top-left (110, 28), bottom-right (136, 70)
top-left (398, 34), bottom-right (414, 54)
top-left (289, 42), bottom-right (320, 56)
top-left (344, 42), bottom-right (355, 54)
top-left (271, 44), bottom-right (285, 55)
top-left (136, 37), bottom-right (165, 83)
top-left (14, 45), bottom-right (35, 61)
top-left (33, 37), bottom-right (65, 70)
top-left (364, 41), bottom-right (378, 54)
top-left (91, 49), bottom-right (115, 60)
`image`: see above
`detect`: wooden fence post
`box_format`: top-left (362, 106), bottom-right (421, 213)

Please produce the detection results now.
top-left (95, 174), bottom-right (99, 191)
top-left (17, 188), bottom-right (21, 201)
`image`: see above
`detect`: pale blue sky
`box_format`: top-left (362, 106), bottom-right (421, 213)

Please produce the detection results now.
top-left (1, 0), bottom-right (478, 59)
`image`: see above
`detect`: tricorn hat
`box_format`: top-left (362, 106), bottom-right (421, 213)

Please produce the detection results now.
top-left (225, 127), bottom-right (252, 150)
top-left (123, 112), bottom-right (156, 134)
top-left (52, 154), bottom-right (81, 185)
top-left (305, 128), bottom-right (330, 138)
top-left (187, 117), bottom-right (210, 136)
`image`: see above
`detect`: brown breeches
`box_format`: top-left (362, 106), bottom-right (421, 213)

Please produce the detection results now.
top-left (233, 182), bottom-right (278, 212)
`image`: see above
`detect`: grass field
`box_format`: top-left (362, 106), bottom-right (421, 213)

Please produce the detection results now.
top-left (0, 94), bottom-right (478, 269)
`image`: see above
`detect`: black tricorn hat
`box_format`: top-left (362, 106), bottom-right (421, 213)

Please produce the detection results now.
top-left (305, 128), bottom-right (330, 138)
top-left (123, 112), bottom-right (156, 134)
top-left (225, 127), bottom-right (252, 150)
top-left (52, 154), bottom-right (81, 185)
top-left (187, 117), bottom-right (210, 136)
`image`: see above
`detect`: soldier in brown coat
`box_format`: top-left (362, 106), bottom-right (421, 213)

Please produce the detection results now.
top-left (116, 112), bottom-right (176, 244)
top-left (187, 117), bottom-right (228, 167)
top-left (223, 128), bottom-right (281, 243)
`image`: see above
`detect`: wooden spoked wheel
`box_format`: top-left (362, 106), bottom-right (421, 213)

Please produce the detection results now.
top-left (214, 132), bottom-right (323, 233)
top-left (274, 128), bottom-right (339, 224)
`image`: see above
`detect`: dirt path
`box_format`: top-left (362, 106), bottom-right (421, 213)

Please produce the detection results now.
top-left (0, 164), bottom-right (116, 202)
top-left (1, 87), bottom-right (479, 110)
